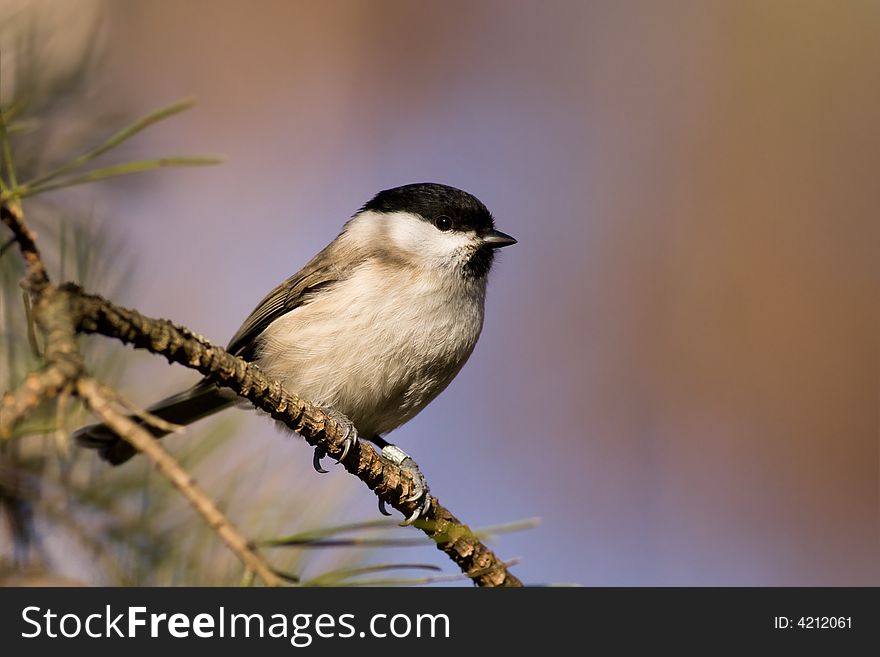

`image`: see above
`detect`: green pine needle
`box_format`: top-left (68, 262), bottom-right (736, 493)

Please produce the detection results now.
top-left (18, 156), bottom-right (224, 197)
top-left (21, 97), bottom-right (198, 189)
top-left (258, 516), bottom-right (541, 549)
top-left (0, 59), bottom-right (18, 196)
top-left (303, 563), bottom-right (442, 586)
top-left (257, 519), bottom-right (403, 547)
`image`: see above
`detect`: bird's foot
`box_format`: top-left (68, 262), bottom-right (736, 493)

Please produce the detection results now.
top-left (312, 407), bottom-right (359, 474)
top-left (377, 444), bottom-right (432, 525)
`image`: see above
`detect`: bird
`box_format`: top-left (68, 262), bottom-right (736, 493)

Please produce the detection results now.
top-left (75, 182), bottom-right (516, 522)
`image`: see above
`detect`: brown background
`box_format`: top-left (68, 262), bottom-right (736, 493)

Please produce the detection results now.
top-left (11, 0), bottom-right (880, 585)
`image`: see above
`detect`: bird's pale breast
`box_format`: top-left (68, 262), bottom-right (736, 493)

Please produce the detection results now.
top-left (256, 261), bottom-right (486, 438)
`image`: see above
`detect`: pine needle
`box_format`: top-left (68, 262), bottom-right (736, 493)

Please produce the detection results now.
top-left (21, 97), bottom-right (198, 189)
top-left (18, 156), bottom-right (224, 197)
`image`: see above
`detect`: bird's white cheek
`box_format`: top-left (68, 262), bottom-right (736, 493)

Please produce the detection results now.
top-left (386, 213), bottom-right (474, 263)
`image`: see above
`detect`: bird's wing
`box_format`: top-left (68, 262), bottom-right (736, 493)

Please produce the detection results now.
top-left (225, 237), bottom-right (362, 359)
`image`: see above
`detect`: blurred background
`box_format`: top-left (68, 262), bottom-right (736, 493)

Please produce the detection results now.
top-left (1, 0), bottom-right (878, 585)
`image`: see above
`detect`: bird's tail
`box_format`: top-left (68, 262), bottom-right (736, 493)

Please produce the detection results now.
top-left (74, 381), bottom-right (237, 465)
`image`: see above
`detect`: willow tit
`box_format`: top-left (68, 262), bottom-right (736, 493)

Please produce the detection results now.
top-left (75, 183), bottom-right (516, 520)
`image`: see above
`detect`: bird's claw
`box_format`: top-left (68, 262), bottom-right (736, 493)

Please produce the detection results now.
top-left (379, 444), bottom-right (431, 526)
top-left (401, 494), bottom-right (432, 526)
top-left (312, 446), bottom-right (329, 474)
top-left (334, 418), bottom-right (358, 464)
top-left (312, 407), bottom-right (359, 473)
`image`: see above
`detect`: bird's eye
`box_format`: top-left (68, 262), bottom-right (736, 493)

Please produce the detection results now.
top-left (434, 215), bottom-right (453, 232)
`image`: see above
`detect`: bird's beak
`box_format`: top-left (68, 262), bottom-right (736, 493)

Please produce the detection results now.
top-left (482, 229), bottom-right (517, 249)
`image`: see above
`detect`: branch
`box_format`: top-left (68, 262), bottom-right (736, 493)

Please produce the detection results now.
top-left (0, 366), bottom-right (69, 436)
top-left (65, 286), bottom-right (523, 587)
top-left (2, 199), bottom-right (523, 587)
top-left (1, 203), bottom-right (83, 435)
top-left (76, 377), bottom-right (284, 587)
top-left (2, 202), bottom-right (283, 586)
top-left (0, 202), bottom-right (48, 291)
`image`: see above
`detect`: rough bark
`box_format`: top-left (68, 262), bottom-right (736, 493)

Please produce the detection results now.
top-left (1, 201), bottom-right (523, 587)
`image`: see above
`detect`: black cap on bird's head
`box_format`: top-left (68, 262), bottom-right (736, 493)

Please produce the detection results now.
top-left (361, 183), bottom-right (517, 249)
